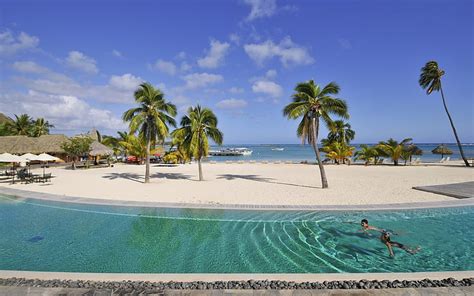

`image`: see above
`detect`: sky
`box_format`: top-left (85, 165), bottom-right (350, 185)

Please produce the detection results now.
top-left (0, 0), bottom-right (472, 144)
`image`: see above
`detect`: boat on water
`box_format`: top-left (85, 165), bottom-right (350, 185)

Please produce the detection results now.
top-left (209, 148), bottom-right (253, 156)
top-left (271, 147), bottom-right (285, 151)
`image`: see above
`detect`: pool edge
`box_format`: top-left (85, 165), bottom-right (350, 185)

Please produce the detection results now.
top-left (1, 186), bottom-right (473, 211)
top-left (1, 270), bottom-right (473, 282)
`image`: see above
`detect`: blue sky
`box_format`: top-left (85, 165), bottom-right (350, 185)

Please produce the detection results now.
top-left (0, 0), bottom-right (472, 144)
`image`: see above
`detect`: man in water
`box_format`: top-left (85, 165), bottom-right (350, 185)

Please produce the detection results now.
top-left (380, 230), bottom-right (420, 257)
top-left (360, 219), bottom-right (383, 235)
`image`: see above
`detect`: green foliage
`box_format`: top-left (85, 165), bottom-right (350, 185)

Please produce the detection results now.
top-left (118, 134), bottom-right (147, 161)
top-left (321, 142), bottom-right (355, 164)
top-left (354, 144), bottom-right (380, 165)
top-left (31, 118), bottom-right (54, 137)
top-left (327, 120), bottom-right (355, 144)
top-left (419, 61), bottom-right (444, 95)
top-left (377, 138), bottom-right (413, 165)
top-left (61, 137), bottom-right (93, 169)
top-left (172, 105), bottom-right (223, 180)
top-left (1, 114), bottom-right (53, 137)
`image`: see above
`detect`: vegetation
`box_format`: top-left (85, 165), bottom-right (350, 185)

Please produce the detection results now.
top-left (123, 83), bottom-right (177, 183)
top-left (163, 132), bottom-right (190, 164)
top-left (283, 80), bottom-right (349, 188)
top-left (354, 144), bottom-right (380, 165)
top-left (327, 120), bottom-right (355, 144)
top-left (321, 142), bottom-right (354, 164)
top-left (61, 137), bottom-right (93, 169)
top-left (118, 134), bottom-right (147, 163)
top-left (377, 138), bottom-right (413, 166)
top-left (419, 61), bottom-right (470, 167)
top-left (1, 114), bottom-right (53, 137)
top-left (172, 105), bottom-right (223, 181)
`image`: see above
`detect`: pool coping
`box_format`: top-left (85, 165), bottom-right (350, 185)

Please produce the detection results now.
top-left (1, 270), bottom-right (473, 282)
top-left (1, 186), bottom-right (473, 211)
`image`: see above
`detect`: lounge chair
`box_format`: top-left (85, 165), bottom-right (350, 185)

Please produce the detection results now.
top-left (445, 157), bottom-right (450, 162)
top-left (439, 157), bottom-right (446, 163)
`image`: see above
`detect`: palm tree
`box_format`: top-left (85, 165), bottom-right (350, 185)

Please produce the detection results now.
top-left (321, 142), bottom-right (354, 164)
top-left (5, 114), bottom-right (33, 135)
top-left (377, 138), bottom-right (412, 166)
top-left (31, 118), bottom-right (54, 137)
top-left (327, 120), bottom-right (355, 144)
top-left (119, 134), bottom-right (147, 164)
top-left (354, 144), bottom-right (379, 165)
top-left (419, 61), bottom-right (470, 167)
top-left (283, 80), bottom-right (348, 188)
top-left (172, 105), bottom-right (223, 181)
top-left (123, 83), bottom-right (177, 183)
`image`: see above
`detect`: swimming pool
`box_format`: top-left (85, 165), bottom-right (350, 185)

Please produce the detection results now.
top-left (0, 195), bottom-right (473, 273)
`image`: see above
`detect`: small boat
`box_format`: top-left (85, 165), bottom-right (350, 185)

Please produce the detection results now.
top-left (271, 147), bottom-right (284, 151)
top-left (209, 148), bottom-right (253, 156)
top-left (234, 148), bottom-right (253, 155)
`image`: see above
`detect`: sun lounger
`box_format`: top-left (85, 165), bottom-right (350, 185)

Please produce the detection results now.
top-left (439, 157), bottom-right (446, 163)
top-left (445, 157), bottom-right (450, 162)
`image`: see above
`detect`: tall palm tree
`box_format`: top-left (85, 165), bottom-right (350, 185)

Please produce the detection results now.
top-left (172, 105), bottom-right (223, 181)
top-left (31, 118), bottom-right (54, 137)
top-left (123, 83), bottom-right (177, 183)
top-left (377, 138), bottom-right (412, 166)
top-left (419, 61), bottom-right (470, 167)
top-left (6, 114), bottom-right (33, 135)
top-left (283, 80), bottom-right (349, 188)
top-left (327, 120), bottom-right (355, 144)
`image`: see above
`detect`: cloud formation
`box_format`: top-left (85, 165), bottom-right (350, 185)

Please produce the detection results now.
top-left (244, 36), bottom-right (313, 67)
top-left (0, 30), bottom-right (39, 56)
top-left (182, 72), bottom-right (224, 89)
top-left (197, 39), bottom-right (230, 69)
top-left (243, 0), bottom-right (277, 21)
top-left (65, 51), bottom-right (99, 74)
top-left (252, 80), bottom-right (282, 98)
top-left (152, 59), bottom-right (177, 75)
top-left (216, 98), bottom-right (248, 109)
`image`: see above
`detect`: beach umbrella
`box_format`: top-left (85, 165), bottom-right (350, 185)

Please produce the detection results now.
top-left (0, 153), bottom-right (22, 163)
top-left (432, 144), bottom-right (453, 159)
top-left (20, 153), bottom-right (40, 161)
top-left (36, 153), bottom-right (59, 176)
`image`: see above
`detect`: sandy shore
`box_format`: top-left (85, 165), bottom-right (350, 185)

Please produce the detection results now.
top-left (1, 162), bottom-right (472, 206)
top-left (0, 163), bottom-right (474, 205)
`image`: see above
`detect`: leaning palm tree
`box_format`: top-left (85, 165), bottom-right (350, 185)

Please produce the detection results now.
top-left (172, 105), bottom-right (223, 181)
top-left (5, 114), bottom-right (33, 136)
top-left (31, 118), bottom-right (54, 137)
top-left (419, 61), bottom-right (470, 167)
top-left (327, 120), bottom-right (355, 144)
top-left (123, 83), bottom-right (177, 183)
top-left (283, 80), bottom-right (349, 188)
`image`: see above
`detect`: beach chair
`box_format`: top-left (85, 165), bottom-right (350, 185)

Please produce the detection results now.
top-left (439, 157), bottom-right (446, 163)
top-left (249, 160), bottom-right (256, 164)
top-left (445, 157), bottom-right (450, 162)
top-left (238, 160), bottom-right (244, 164)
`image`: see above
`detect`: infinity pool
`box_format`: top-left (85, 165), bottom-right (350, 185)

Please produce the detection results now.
top-left (0, 195), bottom-right (473, 273)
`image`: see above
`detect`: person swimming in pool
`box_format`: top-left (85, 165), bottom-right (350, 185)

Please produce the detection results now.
top-left (380, 230), bottom-right (420, 257)
top-left (360, 219), bottom-right (383, 235)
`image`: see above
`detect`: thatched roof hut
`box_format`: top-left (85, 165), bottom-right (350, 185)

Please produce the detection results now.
top-left (432, 144), bottom-right (453, 158)
top-left (0, 134), bottom-right (69, 154)
top-left (0, 113), bottom-right (13, 124)
top-left (89, 141), bottom-right (113, 156)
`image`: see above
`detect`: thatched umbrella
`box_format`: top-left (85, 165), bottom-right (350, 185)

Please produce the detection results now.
top-left (432, 144), bottom-right (453, 159)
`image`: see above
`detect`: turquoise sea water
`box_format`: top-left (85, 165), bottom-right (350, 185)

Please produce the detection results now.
top-left (1, 196), bottom-right (473, 273)
top-left (207, 143), bottom-right (474, 163)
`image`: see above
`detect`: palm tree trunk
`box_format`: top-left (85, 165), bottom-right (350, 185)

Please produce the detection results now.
top-left (198, 158), bottom-right (203, 181)
top-left (440, 87), bottom-right (470, 167)
top-left (198, 134), bottom-right (203, 181)
top-left (145, 136), bottom-right (151, 183)
top-left (311, 116), bottom-right (328, 188)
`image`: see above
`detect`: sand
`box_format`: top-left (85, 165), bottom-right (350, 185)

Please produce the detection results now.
top-left (2, 161), bottom-right (472, 206)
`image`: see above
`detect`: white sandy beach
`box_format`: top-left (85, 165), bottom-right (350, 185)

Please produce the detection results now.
top-left (2, 162), bottom-right (472, 206)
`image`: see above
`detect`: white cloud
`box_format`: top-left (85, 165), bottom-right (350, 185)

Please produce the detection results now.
top-left (197, 39), bottom-right (230, 69)
top-left (265, 69), bottom-right (277, 78)
top-left (12, 61), bottom-right (48, 74)
top-left (108, 73), bottom-right (143, 91)
top-left (243, 0), bottom-right (277, 21)
top-left (180, 61), bottom-right (192, 72)
top-left (216, 98), bottom-right (248, 109)
top-left (229, 87), bottom-right (244, 94)
top-left (65, 51), bottom-right (99, 74)
top-left (152, 59), bottom-right (177, 75)
top-left (112, 49), bottom-right (123, 58)
top-left (252, 80), bottom-right (283, 98)
top-left (182, 72), bottom-right (223, 89)
top-left (0, 90), bottom-right (125, 133)
top-left (0, 30), bottom-right (39, 56)
top-left (229, 33), bottom-right (240, 45)
top-left (244, 36), bottom-right (313, 67)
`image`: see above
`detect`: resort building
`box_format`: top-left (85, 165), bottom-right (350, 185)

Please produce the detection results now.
top-left (0, 134), bottom-right (69, 161)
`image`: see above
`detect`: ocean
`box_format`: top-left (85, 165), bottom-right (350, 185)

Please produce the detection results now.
top-left (207, 143), bottom-right (474, 163)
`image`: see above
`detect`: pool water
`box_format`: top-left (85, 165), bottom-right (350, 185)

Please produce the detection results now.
top-left (0, 195), bottom-right (473, 273)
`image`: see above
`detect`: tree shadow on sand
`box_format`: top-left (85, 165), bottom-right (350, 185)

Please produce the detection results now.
top-left (102, 172), bottom-right (195, 183)
top-left (217, 174), bottom-right (320, 189)
top-left (150, 172), bottom-right (195, 180)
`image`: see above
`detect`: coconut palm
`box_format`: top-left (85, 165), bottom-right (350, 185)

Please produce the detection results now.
top-left (377, 138), bottom-right (412, 166)
top-left (123, 83), bottom-right (177, 183)
top-left (283, 80), bottom-right (349, 188)
top-left (354, 144), bottom-right (379, 165)
top-left (327, 120), bottom-right (355, 144)
top-left (172, 105), bottom-right (223, 181)
top-left (119, 134), bottom-right (147, 163)
top-left (321, 142), bottom-right (354, 164)
top-left (419, 61), bottom-right (470, 167)
top-left (5, 114), bottom-right (33, 136)
top-left (31, 118), bottom-right (54, 137)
